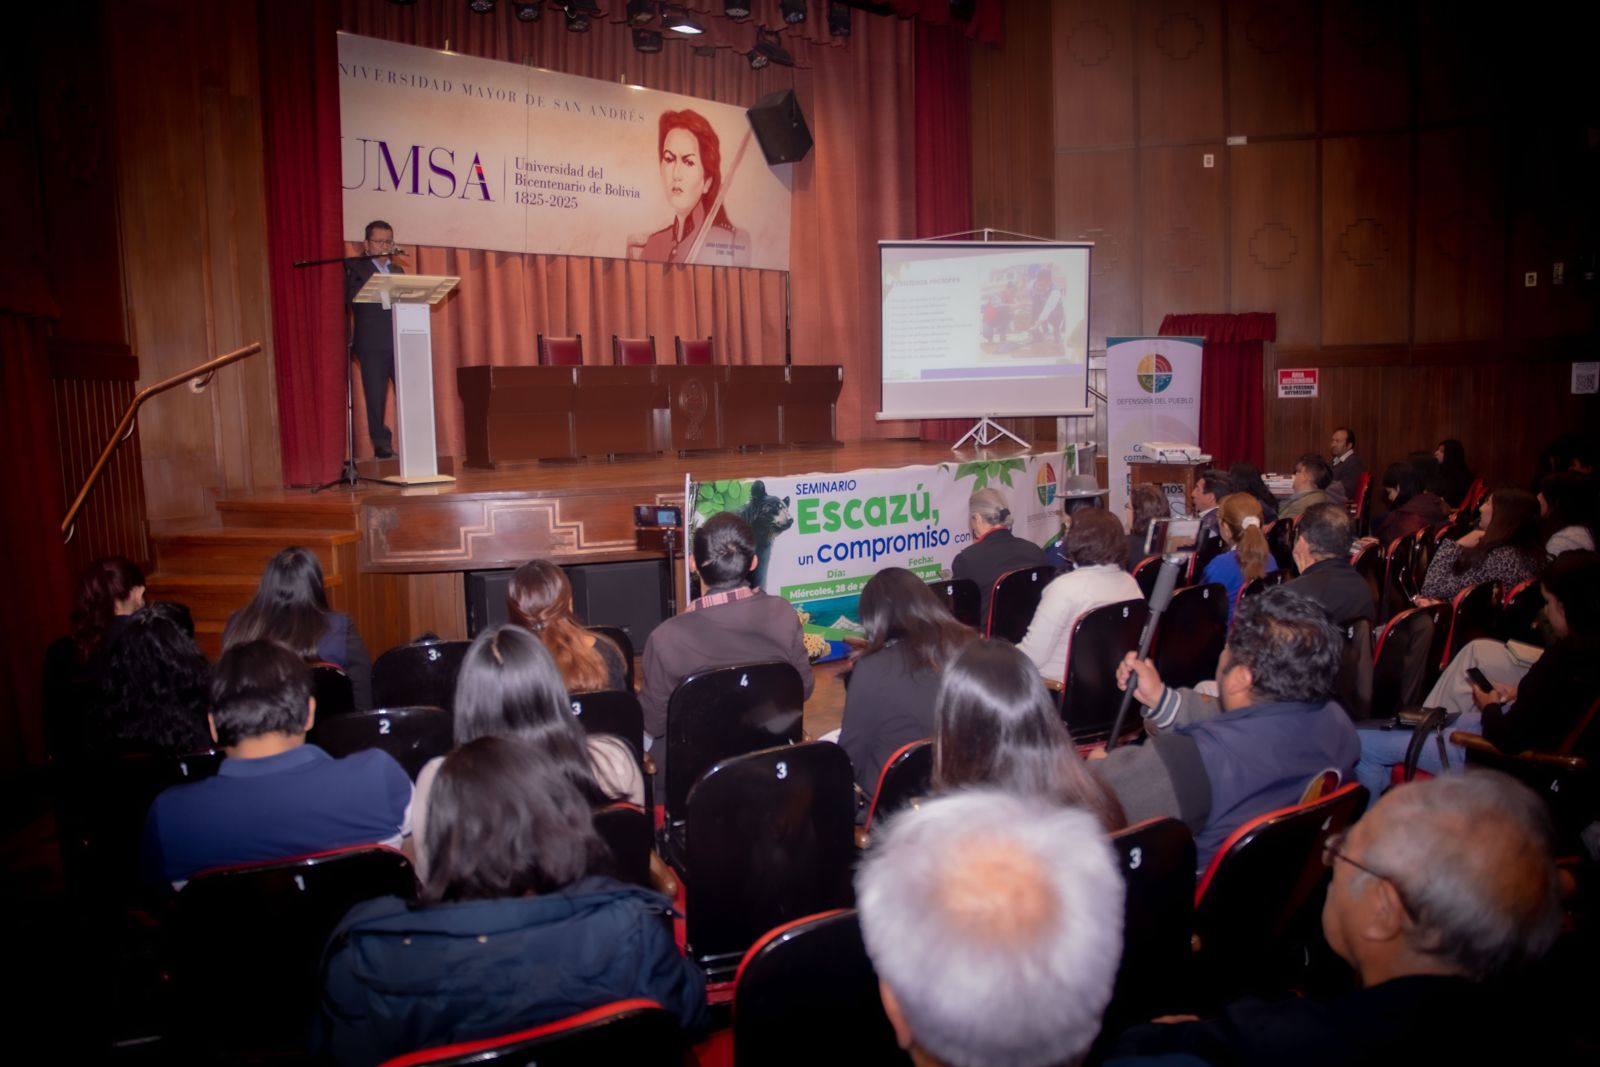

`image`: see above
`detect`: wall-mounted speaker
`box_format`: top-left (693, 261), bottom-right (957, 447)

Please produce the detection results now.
top-left (747, 89), bottom-right (813, 165)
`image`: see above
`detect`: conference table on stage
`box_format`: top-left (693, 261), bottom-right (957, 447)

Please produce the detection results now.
top-left (457, 363), bottom-right (844, 467)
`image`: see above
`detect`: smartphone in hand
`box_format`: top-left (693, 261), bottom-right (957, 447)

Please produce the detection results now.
top-left (1465, 667), bottom-right (1494, 694)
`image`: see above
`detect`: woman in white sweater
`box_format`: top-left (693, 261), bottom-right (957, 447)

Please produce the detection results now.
top-left (1016, 508), bottom-right (1143, 683)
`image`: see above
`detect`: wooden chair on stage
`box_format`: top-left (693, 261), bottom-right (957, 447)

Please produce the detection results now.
top-left (538, 333), bottom-right (584, 366)
top-left (612, 335), bottom-right (657, 366)
top-left (675, 336), bottom-right (714, 365)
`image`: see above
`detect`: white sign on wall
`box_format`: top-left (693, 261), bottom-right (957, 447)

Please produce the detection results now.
top-left (338, 33), bottom-right (793, 270)
top-left (1105, 336), bottom-right (1205, 519)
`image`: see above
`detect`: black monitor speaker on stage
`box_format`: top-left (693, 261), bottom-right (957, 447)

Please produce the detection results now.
top-left (747, 89), bottom-right (813, 165)
top-left (465, 559), bottom-right (672, 647)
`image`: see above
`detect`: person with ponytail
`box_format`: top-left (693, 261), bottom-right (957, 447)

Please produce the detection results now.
top-left (42, 556), bottom-right (146, 760)
top-left (1201, 493), bottom-right (1277, 622)
top-left (506, 560), bottom-right (627, 694)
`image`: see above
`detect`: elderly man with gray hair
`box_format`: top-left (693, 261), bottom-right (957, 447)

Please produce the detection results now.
top-left (951, 487), bottom-right (1049, 624)
top-left (1108, 771), bottom-right (1562, 1064)
top-left (857, 788), bottom-right (1125, 1067)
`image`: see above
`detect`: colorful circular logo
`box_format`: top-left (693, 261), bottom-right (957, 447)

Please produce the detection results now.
top-left (1137, 353), bottom-right (1173, 394)
top-left (1035, 462), bottom-right (1057, 507)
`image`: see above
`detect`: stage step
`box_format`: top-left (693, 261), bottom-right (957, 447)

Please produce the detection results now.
top-left (215, 495), bottom-right (361, 531)
top-left (143, 572), bottom-right (346, 621)
top-left (152, 527), bottom-right (359, 577)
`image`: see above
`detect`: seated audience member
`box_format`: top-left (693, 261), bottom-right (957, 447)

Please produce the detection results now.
top-left (91, 603), bottom-right (211, 757)
top-left (1539, 471), bottom-right (1597, 556)
top-left (1017, 510), bottom-right (1142, 684)
top-left (506, 559), bottom-right (628, 692)
top-left (857, 789), bottom-right (1125, 1067)
top-left (1124, 482), bottom-right (1169, 568)
top-left (1191, 469), bottom-right (1232, 544)
top-left (141, 640), bottom-right (411, 886)
top-left (1200, 493), bottom-right (1277, 623)
top-left (1093, 587), bottom-right (1359, 869)
top-left (222, 546), bottom-right (373, 711)
top-left (1289, 503), bottom-right (1375, 624)
top-left (1110, 773), bottom-right (1561, 1066)
top-left (934, 639), bottom-right (1126, 831)
top-left (1374, 459), bottom-right (1450, 544)
top-left (1278, 454), bottom-right (1336, 521)
top-left (1228, 462), bottom-right (1279, 524)
top-left (1355, 551), bottom-right (1600, 798)
top-left (640, 512), bottom-right (813, 758)
top-left (1045, 474), bottom-right (1112, 571)
top-left (1433, 438), bottom-right (1475, 509)
top-left (837, 568), bottom-right (974, 801)
top-left (316, 737), bottom-right (708, 1065)
top-left (413, 625), bottom-right (639, 880)
top-left (1329, 426), bottom-right (1365, 502)
top-left (42, 556), bottom-right (146, 759)
top-left (1417, 488), bottom-right (1543, 604)
top-left (953, 488), bottom-right (1049, 621)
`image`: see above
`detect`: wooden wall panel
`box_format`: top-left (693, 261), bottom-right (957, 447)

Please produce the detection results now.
top-left (1414, 126), bottom-right (1505, 343)
top-left (1416, 3), bottom-right (1505, 125)
top-left (971, 0), bottom-right (1055, 237)
top-left (1505, 127), bottom-right (1596, 340)
top-left (1054, 0), bottom-right (1137, 148)
top-left (51, 344), bottom-right (150, 574)
top-left (1225, 0), bottom-right (1316, 137)
top-left (1229, 140), bottom-right (1318, 343)
top-left (1139, 143), bottom-right (1226, 332)
top-left (1321, 135), bottom-right (1410, 346)
top-left (1056, 149), bottom-right (1139, 348)
top-left (1136, 0), bottom-right (1224, 144)
top-left (1319, 0), bottom-right (1410, 132)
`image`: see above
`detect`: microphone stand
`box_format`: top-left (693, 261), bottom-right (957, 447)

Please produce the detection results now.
top-left (1105, 552), bottom-right (1188, 751)
top-left (293, 250), bottom-right (409, 492)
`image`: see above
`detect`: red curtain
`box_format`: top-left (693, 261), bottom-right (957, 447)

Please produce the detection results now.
top-left (1157, 312), bottom-right (1275, 470)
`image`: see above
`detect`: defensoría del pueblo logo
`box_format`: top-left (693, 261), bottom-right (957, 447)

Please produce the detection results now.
top-left (1137, 353), bottom-right (1173, 394)
top-left (1035, 462), bottom-right (1057, 507)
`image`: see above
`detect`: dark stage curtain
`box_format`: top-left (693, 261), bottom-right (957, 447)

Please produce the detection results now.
top-left (1157, 312), bottom-right (1276, 470)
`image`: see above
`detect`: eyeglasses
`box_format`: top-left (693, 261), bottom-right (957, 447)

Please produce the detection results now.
top-left (1322, 831), bottom-right (1418, 922)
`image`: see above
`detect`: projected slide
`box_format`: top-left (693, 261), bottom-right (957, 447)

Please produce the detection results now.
top-left (878, 241), bottom-right (1092, 420)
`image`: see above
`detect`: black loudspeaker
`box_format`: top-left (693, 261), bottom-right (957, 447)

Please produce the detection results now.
top-left (465, 560), bottom-right (672, 648)
top-left (746, 89), bottom-right (813, 165)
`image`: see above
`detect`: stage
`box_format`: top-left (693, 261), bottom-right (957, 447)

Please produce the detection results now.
top-left (158, 439), bottom-right (1046, 659)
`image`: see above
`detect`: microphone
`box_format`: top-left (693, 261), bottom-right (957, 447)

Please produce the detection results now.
top-left (1105, 551), bottom-right (1187, 751)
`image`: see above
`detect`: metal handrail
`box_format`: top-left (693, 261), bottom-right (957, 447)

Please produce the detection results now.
top-left (60, 341), bottom-right (263, 540)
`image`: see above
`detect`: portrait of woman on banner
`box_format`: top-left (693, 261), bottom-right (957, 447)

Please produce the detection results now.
top-left (630, 108), bottom-right (752, 268)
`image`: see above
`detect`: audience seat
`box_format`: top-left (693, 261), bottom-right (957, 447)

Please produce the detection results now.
top-left (1155, 583), bottom-right (1228, 690)
top-left (1132, 554), bottom-right (1165, 600)
top-left (1450, 732), bottom-right (1592, 848)
top-left (1059, 599), bottom-right (1149, 743)
top-left (568, 688), bottom-right (650, 811)
top-left (1334, 618), bottom-right (1374, 721)
top-left (612, 335), bottom-right (657, 366)
top-left (173, 845), bottom-right (417, 1060)
top-left (310, 705), bottom-right (451, 780)
top-left (1102, 818), bottom-right (1197, 1037)
top-left (1349, 540), bottom-right (1383, 619)
top-left (1455, 478), bottom-right (1486, 520)
top-left (1378, 531), bottom-right (1418, 623)
top-left (1191, 782), bottom-right (1368, 1006)
top-left (589, 624), bottom-right (636, 691)
top-left (1236, 569), bottom-right (1287, 609)
top-left (675, 336), bottom-right (714, 366)
top-left (1190, 523), bottom-right (1226, 581)
top-left (860, 738), bottom-right (933, 839)
top-left (371, 639), bottom-right (470, 713)
top-left (593, 803), bottom-right (654, 889)
top-left (538, 333), bottom-right (584, 366)
top-left (310, 661), bottom-right (356, 717)
top-left (927, 577), bottom-right (981, 629)
top-left (1442, 581), bottom-right (1502, 670)
top-left (1349, 470), bottom-right (1372, 530)
top-left (986, 565), bottom-right (1056, 642)
top-left (377, 999), bottom-right (683, 1067)
top-left (681, 742), bottom-right (856, 982)
top-left (662, 662), bottom-right (806, 856)
top-left (1499, 579), bottom-right (1546, 647)
top-left (1371, 604), bottom-right (1447, 719)
top-left (732, 909), bottom-right (908, 1067)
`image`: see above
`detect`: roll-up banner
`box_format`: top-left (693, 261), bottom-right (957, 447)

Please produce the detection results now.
top-left (1105, 336), bottom-right (1204, 519)
top-left (338, 33), bottom-right (793, 270)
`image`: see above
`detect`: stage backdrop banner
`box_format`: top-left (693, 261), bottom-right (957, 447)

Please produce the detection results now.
top-left (688, 450), bottom-right (1077, 661)
top-left (338, 33), bottom-right (792, 271)
top-left (1106, 337), bottom-right (1204, 518)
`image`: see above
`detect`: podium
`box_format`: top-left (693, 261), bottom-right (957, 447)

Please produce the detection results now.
top-left (353, 273), bottom-right (460, 484)
top-left (1128, 459), bottom-right (1206, 517)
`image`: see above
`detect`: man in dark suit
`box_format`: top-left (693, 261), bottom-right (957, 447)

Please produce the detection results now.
top-left (1289, 503), bottom-right (1376, 624)
top-left (1330, 426), bottom-right (1365, 502)
top-left (951, 488), bottom-right (1048, 625)
top-left (345, 220), bottom-right (403, 459)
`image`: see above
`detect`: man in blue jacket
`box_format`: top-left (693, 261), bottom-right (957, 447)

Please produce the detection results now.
top-left (1090, 587), bottom-right (1359, 869)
